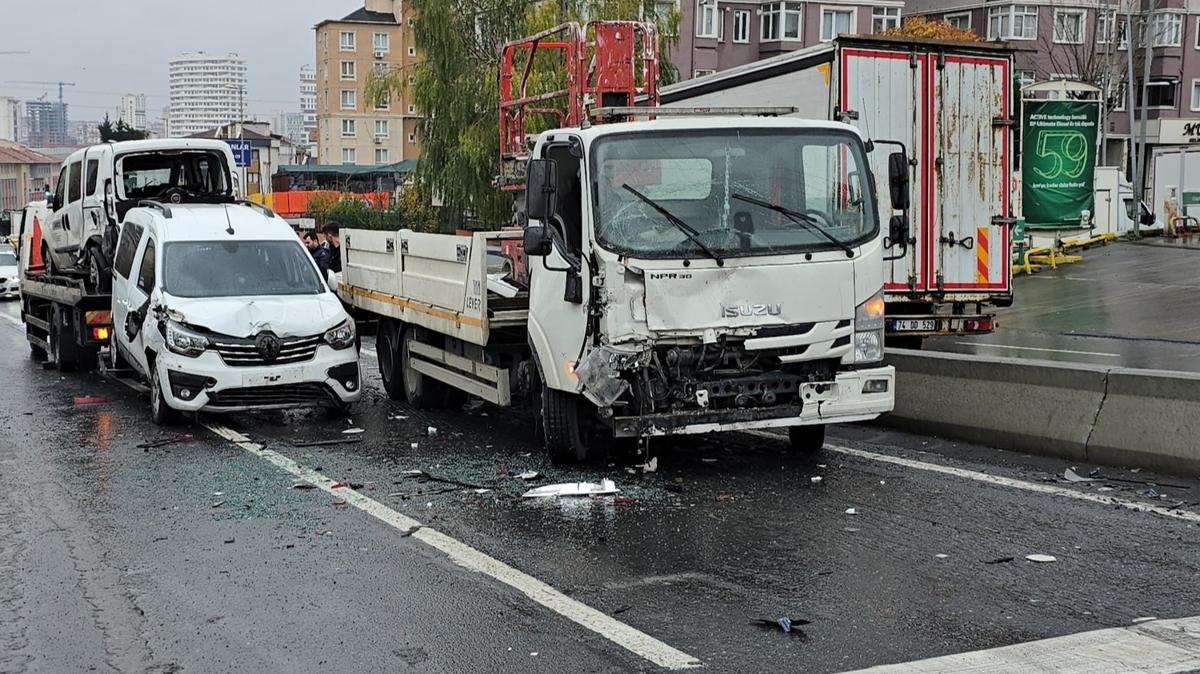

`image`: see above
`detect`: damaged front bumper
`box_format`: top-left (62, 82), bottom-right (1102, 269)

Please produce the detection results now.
top-left (608, 365), bottom-right (895, 437)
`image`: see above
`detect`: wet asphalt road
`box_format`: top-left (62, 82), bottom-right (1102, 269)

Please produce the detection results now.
top-left (2, 299), bottom-right (1200, 673)
top-left (927, 240), bottom-right (1200, 372)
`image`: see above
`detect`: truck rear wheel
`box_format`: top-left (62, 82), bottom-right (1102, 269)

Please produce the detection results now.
top-left (401, 324), bottom-right (450, 409)
top-left (48, 306), bottom-right (76, 373)
top-left (542, 385), bottom-right (590, 464)
top-left (788, 424), bottom-right (826, 453)
top-left (376, 319), bottom-right (405, 400)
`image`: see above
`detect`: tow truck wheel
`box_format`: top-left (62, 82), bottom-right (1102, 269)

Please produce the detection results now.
top-left (86, 245), bottom-right (111, 293)
top-left (542, 385), bottom-right (589, 464)
top-left (149, 365), bottom-right (178, 426)
top-left (400, 324), bottom-right (449, 409)
top-left (376, 319), bottom-right (405, 400)
top-left (41, 242), bottom-right (56, 276)
top-left (48, 307), bottom-right (76, 373)
top-left (788, 424), bottom-right (826, 453)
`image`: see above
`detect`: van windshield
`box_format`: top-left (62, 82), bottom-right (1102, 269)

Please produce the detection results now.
top-left (162, 240), bottom-right (324, 298)
top-left (118, 151), bottom-right (232, 201)
top-left (591, 129), bottom-right (877, 258)
top-left (0, 250), bottom-right (16, 266)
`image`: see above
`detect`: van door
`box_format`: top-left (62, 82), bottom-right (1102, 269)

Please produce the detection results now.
top-left (81, 150), bottom-right (104, 252)
top-left (111, 220), bottom-right (146, 373)
top-left (930, 54), bottom-right (1011, 295)
top-left (45, 162), bottom-right (71, 263)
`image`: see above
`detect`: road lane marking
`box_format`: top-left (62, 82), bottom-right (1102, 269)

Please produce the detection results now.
top-left (952, 342), bottom-right (1120, 358)
top-left (744, 431), bottom-right (1200, 524)
top-left (839, 615), bottom-right (1200, 673)
top-left (202, 422), bottom-right (702, 671)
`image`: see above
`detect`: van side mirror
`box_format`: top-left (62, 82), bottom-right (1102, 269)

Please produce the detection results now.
top-left (523, 224), bottom-right (553, 257)
top-left (525, 159), bottom-right (557, 221)
top-left (888, 214), bottom-right (910, 247)
top-left (888, 152), bottom-right (910, 211)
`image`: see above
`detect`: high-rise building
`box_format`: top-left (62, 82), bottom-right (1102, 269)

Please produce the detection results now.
top-left (300, 64), bottom-right (317, 147)
top-left (69, 119), bottom-right (101, 146)
top-left (119, 93), bottom-right (148, 130)
top-left (168, 52), bottom-right (248, 137)
top-left (315, 0), bottom-right (420, 166)
top-left (24, 100), bottom-right (69, 147)
top-left (0, 97), bottom-right (19, 143)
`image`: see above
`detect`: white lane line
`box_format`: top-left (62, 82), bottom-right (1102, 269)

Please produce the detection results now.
top-left (202, 422), bottom-right (702, 671)
top-left (952, 342), bottom-right (1121, 358)
top-left (743, 431), bottom-right (1200, 524)
top-left (839, 616), bottom-right (1200, 673)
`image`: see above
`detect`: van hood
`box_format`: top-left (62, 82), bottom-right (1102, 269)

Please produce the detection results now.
top-left (161, 292), bottom-right (347, 339)
top-left (0, 265), bottom-right (17, 278)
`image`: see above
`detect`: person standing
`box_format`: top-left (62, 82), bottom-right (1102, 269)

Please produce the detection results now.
top-left (323, 222), bottom-right (342, 274)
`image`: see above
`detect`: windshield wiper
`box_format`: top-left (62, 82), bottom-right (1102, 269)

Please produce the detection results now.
top-left (731, 193), bottom-right (854, 258)
top-left (622, 184), bottom-right (724, 266)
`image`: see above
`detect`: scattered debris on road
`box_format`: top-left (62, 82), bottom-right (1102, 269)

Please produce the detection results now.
top-left (136, 435), bottom-right (194, 449)
top-left (292, 483), bottom-right (317, 490)
top-left (342, 428), bottom-right (366, 435)
top-left (291, 438), bottom-right (363, 447)
top-left (638, 457), bottom-right (658, 473)
top-left (516, 471), bottom-right (540, 481)
top-left (985, 557), bottom-right (1015, 564)
top-left (426, 426), bottom-right (438, 436)
top-left (332, 499), bottom-right (348, 506)
top-left (1132, 617), bottom-right (1157, 624)
top-left (810, 476), bottom-right (823, 484)
top-left (715, 492), bottom-right (734, 502)
top-left (399, 469), bottom-right (485, 490)
top-left (935, 554), bottom-right (949, 559)
top-left (844, 508), bottom-right (859, 516)
top-left (400, 525), bottom-right (423, 538)
top-left (1025, 554), bottom-right (1057, 563)
top-left (73, 395), bottom-right (107, 406)
top-left (752, 617), bottom-right (812, 636)
top-left (1063, 467), bottom-right (1093, 483)
top-left (523, 479), bottom-right (619, 498)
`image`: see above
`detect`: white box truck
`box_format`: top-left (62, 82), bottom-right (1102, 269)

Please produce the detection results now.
top-left (659, 35), bottom-right (1015, 345)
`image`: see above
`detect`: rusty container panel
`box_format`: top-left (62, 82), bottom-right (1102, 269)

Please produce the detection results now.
top-left (932, 56), bottom-right (1011, 294)
top-left (840, 48), bottom-right (928, 293)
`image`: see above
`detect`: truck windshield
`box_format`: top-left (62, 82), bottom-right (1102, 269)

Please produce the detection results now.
top-left (162, 240), bottom-right (324, 298)
top-left (592, 129), bottom-right (876, 258)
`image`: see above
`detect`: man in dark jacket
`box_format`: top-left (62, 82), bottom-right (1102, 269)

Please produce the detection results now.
top-left (323, 222), bottom-right (343, 274)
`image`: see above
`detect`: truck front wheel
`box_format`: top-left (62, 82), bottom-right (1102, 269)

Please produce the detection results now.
top-left (541, 385), bottom-right (590, 464)
top-left (376, 319), bottom-right (405, 400)
top-left (401, 324), bottom-right (449, 409)
top-left (788, 424), bottom-right (826, 453)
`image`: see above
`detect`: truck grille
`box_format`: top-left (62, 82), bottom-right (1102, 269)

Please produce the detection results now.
top-left (209, 335), bottom-right (322, 366)
top-left (206, 383), bottom-right (335, 408)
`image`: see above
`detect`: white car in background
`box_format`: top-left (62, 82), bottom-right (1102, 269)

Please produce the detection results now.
top-left (0, 245), bottom-right (18, 298)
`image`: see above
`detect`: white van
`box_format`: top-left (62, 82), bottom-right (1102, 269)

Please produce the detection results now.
top-left (111, 201), bottom-right (361, 424)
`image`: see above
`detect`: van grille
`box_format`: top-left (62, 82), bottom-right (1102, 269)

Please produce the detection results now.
top-left (209, 335), bottom-right (322, 367)
top-left (206, 383), bottom-right (335, 408)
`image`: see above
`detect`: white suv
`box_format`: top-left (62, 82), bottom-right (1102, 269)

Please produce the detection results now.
top-left (111, 200), bottom-right (361, 424)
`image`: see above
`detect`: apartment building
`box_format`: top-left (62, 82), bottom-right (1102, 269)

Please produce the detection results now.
top-left (668, 0), bottom-right (904, 78)
top-left (168, 52), bottom-right (248, 138)
top-left (314, 0), bottom-right (420, 166)
top-left (300, 65), bottom-right (317, 147)
top-left (911, 0), bottom-right (1200, 165)
top-left (119, 93), bottom-right (148, 130)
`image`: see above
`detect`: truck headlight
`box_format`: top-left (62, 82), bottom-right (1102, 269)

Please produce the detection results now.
top-left (854, 292), bottom-right (885, 363)
top-left (324, 319), bottom-right (356, 350)
top-left (165, 321), bottom-right (208, 358)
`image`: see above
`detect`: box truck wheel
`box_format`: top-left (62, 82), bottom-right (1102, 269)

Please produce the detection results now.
top-left (788, 424), bottom-right (826, 453)
top-left (401, 324), bottom-right (449, 409)
top-left (149, 362), bottom-right (178, 426)
top-left (376, 319), bottom-right (405, 400)
top-left (542, 385), bottom-right (589, 464)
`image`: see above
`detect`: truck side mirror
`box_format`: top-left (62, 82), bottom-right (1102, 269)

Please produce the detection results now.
top-left (523, 224), bottom-right (553, 257)
top-left (525, 159), bottom-right (557, 221)
top-left (888, 214), bottom-right (910, 246)
top-left (888, 152), bottom-right (910, 211)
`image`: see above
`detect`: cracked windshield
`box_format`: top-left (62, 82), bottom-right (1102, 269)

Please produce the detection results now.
top-left (593, 130), bottom-right (875, 257)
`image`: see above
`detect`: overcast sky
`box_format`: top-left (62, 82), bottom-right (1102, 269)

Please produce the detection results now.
top-left (1, 0), bottom-right (342, 122)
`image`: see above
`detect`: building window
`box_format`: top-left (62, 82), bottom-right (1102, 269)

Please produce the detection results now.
top-left (1191, 80), bottom-right (1200, 111)
top-left (821, 8), bottom-right (854, 42)
top-left (322, 32), bottom-right (328, 50)
top-left (1052, 9), bottom-right (1085, 43)
top-left (408, 132), bottom-right (416, 143)
top-left (340, 60), bottom-right (356, 80)
top-left (987, 5), bottom-right (1037, 41)
top-left (733, 9), bottom-right (750, 42)
top-left (322, 63), bottom-right (328, 81)
top-left (375, 92), bottom-right (390, 110)
top-left (1015, 69), bottom-right (1035, 91)
top-left (1196, 17), bottom-right (1200, 49)
top-left (761, 2), bottom-right (802, 40)
top-left (945, 12), bottom-right (971, 30)
top-left (375, 119), bottom-right (389, 137)
top-left (341, 119), bottom-right (356, 137)
top-left (1097, 12), bottom-right (1128, 49)
top-left (872, 7), bottom-right (900, 33)
top-left (373, 32), bottom-right (390, 52)
top-left (340, 31), bottom-right (356, 51)
top-left (374, 62), bottom-right (389, 75)
top-left (1149, 12), bottom-right (1182, 47)
top-left (375, 148), bottom-right (389, 164)
top-left (408, 104), bottom-right (416, 114)
top-left (342, 148), bottom-right (356, 164)
top-left (696, 0), bottom-right (718, 38)
top-left (408, 47), bottom-right (416, 57)
top-left (1111, 81), bottom-right (1126, 110)
top-left (1137, 78), bottom-right (1177, 107)
top-left (693, 69), bottom-right (716, 78)
top-left (341, 90), bottom-right (357, 110)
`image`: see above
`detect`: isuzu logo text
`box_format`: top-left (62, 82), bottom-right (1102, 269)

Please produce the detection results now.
top-left (722, 303), bottom-right (782, 318)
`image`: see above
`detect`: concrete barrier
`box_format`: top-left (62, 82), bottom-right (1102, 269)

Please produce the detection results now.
top-left (882, 349), bottom-right (1200, 476)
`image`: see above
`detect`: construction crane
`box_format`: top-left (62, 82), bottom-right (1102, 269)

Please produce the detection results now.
top-left (2, 80), bottom-right (76, 104)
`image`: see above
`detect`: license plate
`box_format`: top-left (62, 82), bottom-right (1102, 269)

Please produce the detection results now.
top-left (890, 319), bottom-right (938, 332)
top-left (242, 368), bottom-right (304, 387)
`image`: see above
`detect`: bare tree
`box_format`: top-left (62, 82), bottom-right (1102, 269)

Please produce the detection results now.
top-left (1037, 1), bottom-right (1142, 113)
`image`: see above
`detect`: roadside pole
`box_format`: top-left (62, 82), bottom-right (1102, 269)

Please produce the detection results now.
top-left (1125, 0), bottom-right (1140, 236)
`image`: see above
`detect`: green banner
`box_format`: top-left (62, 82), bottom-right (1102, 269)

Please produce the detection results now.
top-left (1021, 100), bottom-right (1099, 227)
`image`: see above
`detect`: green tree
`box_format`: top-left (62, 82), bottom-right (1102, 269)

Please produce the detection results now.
top-left (367, 0), bottom-right (678, 228)
top-left (97, 114), bottom-right (149, 142)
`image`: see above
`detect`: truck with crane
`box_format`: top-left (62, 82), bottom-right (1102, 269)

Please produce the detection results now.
top-left (338, 22), bottom-right (899, 462)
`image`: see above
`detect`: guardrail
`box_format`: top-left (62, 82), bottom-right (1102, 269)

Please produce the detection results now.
top-left (884, 349), bottom-right (1200, 476)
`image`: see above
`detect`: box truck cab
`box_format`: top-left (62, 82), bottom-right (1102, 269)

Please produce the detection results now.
top-left (42, 139), bottom-right (238, 291)
top-left (111, 202), bottom-right (360, 424)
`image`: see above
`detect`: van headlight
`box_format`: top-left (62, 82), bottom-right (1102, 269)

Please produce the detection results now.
top-left (854, 292), bottom-right (885, 363)
top-left (165, 321), bottom-right (208, 358)
top-left (324, 319), bottom-right (356, 350)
